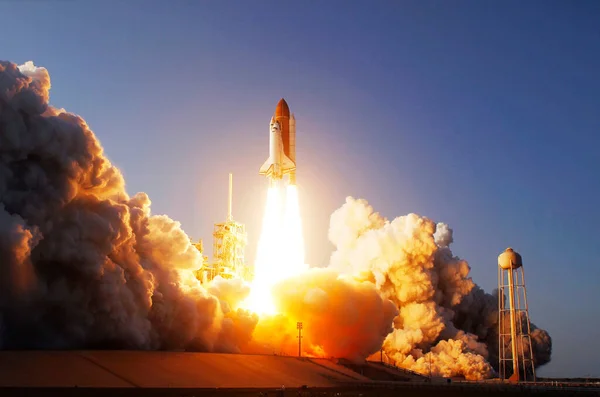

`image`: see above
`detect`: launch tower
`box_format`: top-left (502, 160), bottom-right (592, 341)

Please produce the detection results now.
top-left (498, 247), bottom-right (536, 383)
top-left (211, 173), bottom-right (250, 281)
top-left (195, 174), bottom-right (250, 283)
top-left (192, 239), bottom-right (209, 275)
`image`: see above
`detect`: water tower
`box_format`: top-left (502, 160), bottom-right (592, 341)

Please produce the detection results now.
top-left (498, 248), bottom-right (536, 382)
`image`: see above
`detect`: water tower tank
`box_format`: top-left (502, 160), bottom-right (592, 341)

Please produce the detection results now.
top-left (498, 247), bottom-right (523, 269)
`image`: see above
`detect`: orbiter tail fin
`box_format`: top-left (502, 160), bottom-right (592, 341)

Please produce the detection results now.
top-left (259, 157), bottom-right (274, 176)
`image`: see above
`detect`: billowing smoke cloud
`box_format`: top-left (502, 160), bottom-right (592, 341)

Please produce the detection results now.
top-left (327, 197), bottom-right (552, 380)
top-left (0, 60), bottom-right (255, 351)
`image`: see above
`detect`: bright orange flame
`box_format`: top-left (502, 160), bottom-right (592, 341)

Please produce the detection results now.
top-left (243, 184), bottom-right (307, 315)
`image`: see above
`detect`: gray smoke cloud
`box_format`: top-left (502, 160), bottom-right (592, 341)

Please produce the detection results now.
top-left (0, 60), bottom-right (257, 351)
top-left (328, 197), bottom-right (552, 380)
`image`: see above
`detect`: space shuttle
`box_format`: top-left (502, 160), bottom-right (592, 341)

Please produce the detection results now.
top-left (259, 98), bottom-right (297, 185)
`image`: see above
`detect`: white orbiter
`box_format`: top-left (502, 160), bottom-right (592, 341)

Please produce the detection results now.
top-left (259, 98), bottom-right (297, 185)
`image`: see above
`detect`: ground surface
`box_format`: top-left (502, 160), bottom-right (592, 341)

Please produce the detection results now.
top-left (0, 351), bottom-right (596, 396)
top-left (0, 351), bottom-right (370, 388)
top-left (0, 385), bottom-right (597, 397)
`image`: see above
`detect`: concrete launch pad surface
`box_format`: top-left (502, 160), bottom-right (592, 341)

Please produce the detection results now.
top-left (0, 351), bottom-right (370, 388)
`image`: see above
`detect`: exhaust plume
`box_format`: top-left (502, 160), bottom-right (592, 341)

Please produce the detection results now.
top-left (0, 60), bottom-right (254, 351)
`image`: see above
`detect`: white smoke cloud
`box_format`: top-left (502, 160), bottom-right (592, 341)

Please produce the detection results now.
top-left (326, 197), bottom-right (551, 380)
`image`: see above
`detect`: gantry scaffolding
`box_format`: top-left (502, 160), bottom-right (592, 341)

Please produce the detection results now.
top-left (192, 239), bottom-right (209, 266)
top-left (195, 173), bottom-right (252, 283)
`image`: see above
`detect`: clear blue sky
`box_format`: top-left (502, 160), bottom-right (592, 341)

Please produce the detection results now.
top-left (2, 0), bottom-right (599, 377)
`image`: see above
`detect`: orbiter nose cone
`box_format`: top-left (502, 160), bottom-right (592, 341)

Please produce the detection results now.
top-left (274, 98), bottom-right (290, 118)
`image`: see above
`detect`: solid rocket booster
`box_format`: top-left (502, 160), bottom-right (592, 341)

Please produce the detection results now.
top-left (289, 112), bottom-right (296, 185)
top-left (259, 98), bottom-right (297, 185)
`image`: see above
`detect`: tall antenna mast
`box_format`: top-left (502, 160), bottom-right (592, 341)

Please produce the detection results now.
top-left (228, 173), bottom-right (233, 221)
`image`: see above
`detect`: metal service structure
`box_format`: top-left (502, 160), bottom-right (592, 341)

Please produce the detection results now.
top-left (498, 247), bottom-right (536, 382)
top-left (195, 173), bottom-right (250, 283)
top-left (212, 173), bottom-right (249, 280)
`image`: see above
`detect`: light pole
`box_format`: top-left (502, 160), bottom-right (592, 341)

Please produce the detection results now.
top-left (428, 353), bottom-right (432, 380)
top-left (297, 322), bottom-right (303, 357)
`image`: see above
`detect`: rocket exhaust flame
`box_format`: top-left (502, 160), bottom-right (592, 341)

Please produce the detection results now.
top-left (243, 187), bottom-right (283, 315)
top-left (243, 185), bottom-right (307, 315)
